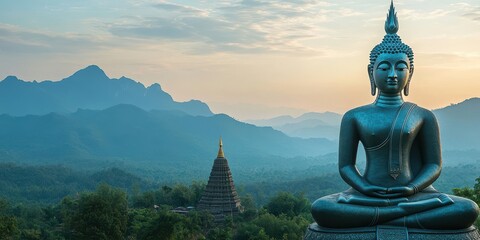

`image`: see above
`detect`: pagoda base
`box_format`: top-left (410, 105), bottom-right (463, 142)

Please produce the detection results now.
top-left (304, 223), bottom-right (480, 240)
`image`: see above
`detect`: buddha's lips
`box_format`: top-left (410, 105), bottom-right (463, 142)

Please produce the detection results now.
top-left (387, 81), bottom-right (398, 85)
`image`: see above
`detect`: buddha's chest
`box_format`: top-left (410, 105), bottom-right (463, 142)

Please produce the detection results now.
top-left (356, 108), bottom-right (423, 149)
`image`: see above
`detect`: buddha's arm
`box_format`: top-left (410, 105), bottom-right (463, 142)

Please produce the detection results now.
top-left (338, 112), bottom-right (388, 198)
top-left (409, 111), bottom-right (442, 191)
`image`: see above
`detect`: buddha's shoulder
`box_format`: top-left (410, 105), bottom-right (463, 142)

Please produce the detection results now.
top-left (342, 104), bottom-right (375, 121)
top-left (344, 104), bottom-right (375, 115)
top-left (408, 103), bottom-right (436, 118)
top-left (406, 104), bottom-right (437, 122)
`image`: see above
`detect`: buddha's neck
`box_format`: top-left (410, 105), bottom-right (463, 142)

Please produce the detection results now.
top-left (375, 92), bottom-right (404, 107)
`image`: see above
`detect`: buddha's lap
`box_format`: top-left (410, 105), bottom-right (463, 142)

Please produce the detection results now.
top-left (311, 187), bottom-right (477, 215)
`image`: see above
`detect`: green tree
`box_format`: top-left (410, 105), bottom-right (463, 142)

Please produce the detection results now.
top-left (0, 215), bottom-right (18, 240)
top-left (207, 226), bottom-right (233, 240)
top-left (239, 194), bottom-right (258, 221)
top-left (127, 208), bottom-right (158, 239)
top-left (137, 209), bottom-right (210, 240)
top-left (170, 184), bottom-right (194, 207)
top-left (138, 209), bottom-right (182, 240)
top-left (190, 181), bottom-right (206, 204)
top-left (265, 192), bottom-right (309, 218)
top-left (20, 228), bottom-right (41, 240)
top-left (453, 177), bottom-right (480, 227)
top-left (0, 199), bottom-right (19, 240)
top-left (65, 184), bottom-right (128, 240)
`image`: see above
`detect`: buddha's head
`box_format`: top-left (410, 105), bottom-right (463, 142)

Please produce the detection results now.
top-left (368, 1), bottom-right (414, 96)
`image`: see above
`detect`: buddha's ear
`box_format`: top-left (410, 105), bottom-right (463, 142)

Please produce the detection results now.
top-left (368, 65), bottom-right (376, 96)
top-left (404, 66), bottom-right (414, 96)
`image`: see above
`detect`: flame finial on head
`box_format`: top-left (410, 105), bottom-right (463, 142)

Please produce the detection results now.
top-left (385, 0), bottom-right (399, 34)
top-left (369, 0), bottom-right (414, 96)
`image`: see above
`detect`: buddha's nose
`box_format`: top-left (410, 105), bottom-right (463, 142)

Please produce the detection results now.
top-left (388, 68), bottom-right (397, 80)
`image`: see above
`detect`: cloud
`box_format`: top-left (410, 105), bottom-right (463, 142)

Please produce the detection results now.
top-left (0, 24), bottom-right (103, 54)
top-left (400, 8), bottom-right (453, 20)
top-left (152, 2), bottom-right (208, 16)
top-left (418, 51), bottom-right (480, 70)
top-left (451, 2), bottom-right (480, 23)
top-left (0, 1), bottom-right (365, 56)
top-left (107, 0), bottom-right (360, 54)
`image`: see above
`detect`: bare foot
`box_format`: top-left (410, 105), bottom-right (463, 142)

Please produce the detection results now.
top-left (438, 193), bottom-right (454, 205)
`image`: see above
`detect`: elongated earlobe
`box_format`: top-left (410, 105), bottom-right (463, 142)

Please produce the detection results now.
top-left (404, 82), bottom-right (410, 96)
top-left (404, 67), bottom-right (414, 96)
top-left (371, 81), bottom-right (377, 96)
top-left (368, 65), bottom-right (376, 96)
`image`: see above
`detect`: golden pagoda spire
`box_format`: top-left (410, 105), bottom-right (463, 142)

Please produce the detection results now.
top-left (217, 137), bottom-right (225, 158)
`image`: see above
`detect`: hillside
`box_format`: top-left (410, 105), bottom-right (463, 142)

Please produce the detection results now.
top-left (434, 98), bottom-right (480, 151)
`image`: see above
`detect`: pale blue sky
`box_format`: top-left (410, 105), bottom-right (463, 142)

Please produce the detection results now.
top-left (1, 0), bottom-right (479, 119)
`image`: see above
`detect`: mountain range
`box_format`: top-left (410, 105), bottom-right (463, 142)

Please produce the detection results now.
top-left (248, 98), bottom-right (480, 151)
top-left (0, 65), bottom-right (478, 182)
top-left (247, 112), bottom-right (341, 140)
top-left (0, 104), bottom-right (335, 172)
top-left (0, 65), bottom-right (212, 116)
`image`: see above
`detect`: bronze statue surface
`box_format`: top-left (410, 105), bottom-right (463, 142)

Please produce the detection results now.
top-left (310, 1), bottom-right (479, 230)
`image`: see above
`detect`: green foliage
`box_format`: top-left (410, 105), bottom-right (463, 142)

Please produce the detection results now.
top-left (64, 184), bottom-right (128, 240)
top-left (233, 192), bottom-right (311, 240)
top-left (132, 182), bottom-right (206, 208)
top-left (238, 194), bottom-right (258, 221)
top-left (138, 209), bottom-right (181, 240)
top-left (208, 226), bottom-right (233, 240)
top-left (20, 228), bottom-right (41, 240)
top-left (234, 212), bottom-right (309, 240)
top-left (0, 164), bottom-right (152, 204)
top-left (127, 208), bottom-right (158, 238)
top-left (1, 180), bottom-right (316, 240)
top-left (0, 215), bottom-right (18, 240)
top-left (266, 192), bottom-right (309, 218)
top-left (133, 209), bottom-right (211, 240)
top-left (242, 173), bottom-right (347, 205)
top-left (453, 177), bottom-right (480, 227)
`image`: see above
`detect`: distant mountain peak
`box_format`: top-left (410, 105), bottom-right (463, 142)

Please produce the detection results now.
top-left (148, 83), bottom-right (163, 90)
top-left (67, 65), bottom-right (109, 81)
top-left (0, 65), bottom-right (214, 117)
top-left (2, 76), bottom-right (20, 82)
top-left (0, 76), bottom-right (25, 87)
top-left (464, 97), bottom-right (480, 103)
top-left (435, 97), bottom-right (480, 112)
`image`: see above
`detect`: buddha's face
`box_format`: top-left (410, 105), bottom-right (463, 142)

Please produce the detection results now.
top-left (370, 53), bottom-right (413, 95)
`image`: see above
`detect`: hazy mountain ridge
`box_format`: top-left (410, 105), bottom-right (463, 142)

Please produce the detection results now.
top-left (433, 98), bottom-right (480, 151)
top-left (0, 65), bottom-right (212, 116)
top-left (0, 104), bottom-right (336, 173)
top-left (247, 112), bottom-right (342, 140)
top-left (249, 98), bottom-right (480, 151)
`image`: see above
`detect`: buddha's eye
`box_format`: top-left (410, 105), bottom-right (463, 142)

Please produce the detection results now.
top-left (396, 63), bottom-right (408, 71)
top-left (377, 64), bottom-right (389, 71)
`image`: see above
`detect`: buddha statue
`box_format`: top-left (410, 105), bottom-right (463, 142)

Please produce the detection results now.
top-left (310, 1), bottom-right (479, 230)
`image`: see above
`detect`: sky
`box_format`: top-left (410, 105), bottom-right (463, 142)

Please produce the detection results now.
top-left (0, 0), bottom-right (479, 120)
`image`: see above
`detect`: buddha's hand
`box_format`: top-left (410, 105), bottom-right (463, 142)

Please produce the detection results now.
top-left (360, 185), bottom-right (390, 198)
top-left (386, 186), bottom-right (415, 198)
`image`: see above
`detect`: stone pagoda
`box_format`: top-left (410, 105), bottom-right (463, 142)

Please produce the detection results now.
top-left (198, 138), bottom-right (242, 221)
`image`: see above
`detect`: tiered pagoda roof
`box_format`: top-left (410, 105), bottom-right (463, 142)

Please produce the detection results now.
top-left (197, 138), bottom-right (242, 221)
